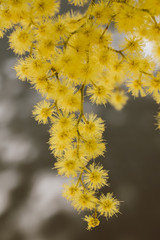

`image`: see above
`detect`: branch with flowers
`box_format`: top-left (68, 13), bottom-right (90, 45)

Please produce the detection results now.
top-left (0, 0), bottom-right (160, 230)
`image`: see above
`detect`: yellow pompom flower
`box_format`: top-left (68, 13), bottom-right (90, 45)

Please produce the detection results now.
top-left (127, 78), bottom-right (146, 97)
top-left (37, 37), bottom-right (56, 59)
top-left (109, 59), bottom-right (127, 84)
top-left (49, 128), bottom-right (75, 156)
top-left (97, 48), bottom-right (116, 67)
top-left (114, 4), bottom-right (145, 33)
top-left (52, 16), bottom-right (68, 39)
top-left (81, 138), bottom-right (106, 159)
top-left (62, 182), bottom-right (82, 201)
top-left (126, 56), bottom-right (141, 74)
top-left (73, 190), bottom-right (97, 211)
top-left (0, 7), bottom-right (14, 29)
top-left (89, 0), bottom-right (113, 25)
top-left (84, 163), bottom-right (109, 190)
top-left (87, 84), bottom-right (111, 105)
top-left (14, 58), bottom-right (30, 81)
top-left (58, 91), bottom-right (81, 113)
top-left (7, 0), bottom-right (28, 12)
top-left (54, 157), bottom-right (81, 177)
top-left (98, 193), bottom-right (120, 218)
top-left (53, 82), bottom-right (70, 101)
top-left (31, 74), bottom-right (51, 93)
top-left (26, 57), bottom-right (50, 78)
top-left (78, 113), bottom-right (105, 138)
top-left (32, 100), bottom-right (54, 124)
top-left (51, 114), bottom-right (76, 132)
top-left (120, 36), bottom-right (143, 53)
top-left (9, 27), bottom-right (33, 55)
top-left (83, 215), bottom-right (100, 230)
top-left (32, 0), bottom-right (60, 17)
top-left (145, 73), bottom-right (160, 97)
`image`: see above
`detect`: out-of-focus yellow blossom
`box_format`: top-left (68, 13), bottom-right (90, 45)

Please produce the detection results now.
top-left (31, 0), bottom-right (60, 17)
top-left (110, 90), bottom-right (128, 111)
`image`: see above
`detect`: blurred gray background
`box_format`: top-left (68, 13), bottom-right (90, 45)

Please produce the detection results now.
top-left (0, 1), bottom-right (160, 240)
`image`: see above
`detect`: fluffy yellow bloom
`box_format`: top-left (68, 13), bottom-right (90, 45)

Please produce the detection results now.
top-left (31, 0), bottom-right (60, 17)
top-left (145, 73), bottom-right (160, 97)
top-left (7, 0), bottom-right (28, 12)
top-left (64, 11), bottom-right (86, 32)
top-left (97, 48), bottom-right (116, 67)
top-left (80, 138), bottom-right (106, 159)
top-left (109, 59), bottom-right (127, 84)
top-left (49, 128), bottom-right (76, 156)
top-left (52, 16), bottom-right (68, 39)
top-left (53, 82), bottom-right (70, 101)
top-left (84, 163), bottom-right (109, 190)
top-left (58, 91), bottom-right (81, 113)
top-left (114, 4), bottom-right (146, 33)
top-left (51, 114), bottom-right (76, 132)
top-left (120, 36), bottom-right (143, 53)
top-left (54, 157), bottom-right (81, 177)
top-left (14, 58), bottom-right (30, 81)
top-left (73, 190), bottom-right (97, 211)
top-left (0, 7), bottom-right (14, 29)
top-left (98, 193), bottom-right (120, 218)
top-left (87, 84), bottom-right (111, 105)
top-left (9, 27), bottom-right (33, 55)
top-left (62, 182), bottom-right (82, 201)
top-left (32, 100), bottom-right (54, 124)
top-left (78, 113), bottom-right (105, 138)
top-left (26, 57), bottom-right (50, 78)
top-left (31, 74), bottom-right (53, 96)
top-left (127, 78), bottom-right (146, 97)
top-left (37, 37), bottom-right (57, 59)
top-left (126, 55), bottom-right (141, 74)
top-left (89, 0), bottom-right (113, 25)
top-left (83, 215), bottom-right (100, 230)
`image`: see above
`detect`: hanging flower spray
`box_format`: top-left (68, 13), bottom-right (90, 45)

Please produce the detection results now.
top-left (0, 0), bottom-right (160, 230)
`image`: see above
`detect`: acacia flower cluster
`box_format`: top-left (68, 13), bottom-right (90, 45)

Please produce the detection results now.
top-left (0, 0), bottom-right (160, 230)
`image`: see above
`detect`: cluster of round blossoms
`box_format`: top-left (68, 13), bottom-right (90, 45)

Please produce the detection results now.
top-left (1, 0), bottom-right (160, 230)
